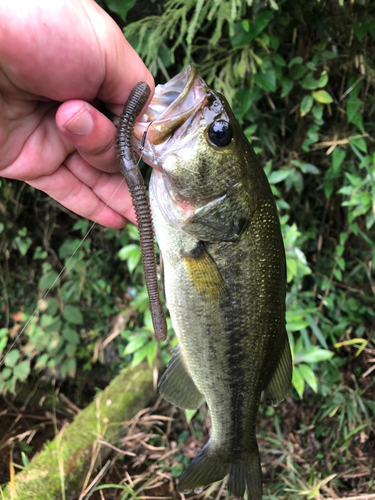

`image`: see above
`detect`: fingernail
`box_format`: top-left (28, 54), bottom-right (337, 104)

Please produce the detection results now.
top-left (64, 107), bottom-right (93, 135)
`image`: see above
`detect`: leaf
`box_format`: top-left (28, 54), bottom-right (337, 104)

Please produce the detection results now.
top-left (123, 335), bottom-right (148, 355)
top-left (345, 423), bottom-right (369, 441)
top-left (0, 367), bottom-right (12, 381)
top-left (62, 305), bottom-right (83, 325)
top-left (333, 268), bottom-right (342, 281)
top-left (46, 298), bottom-right (60, 317)
top-left (273, 54), bottom-right (286, 66)
top-left (302, 73), bottom-right (320, 90)
top-left (128, 252), bottom-right (142, 274)
top-left (35, 353), bottom-right (49, 370)
top-left (230, 22), bottom-right (250, 48)
top-left (105, 0), bottom-right (136, 20)
top-left (72, 219), bottom-right (89, 235)
top-left (286, 257), bottom-right (297, 283)
top-left (353, 21), bottom-right (369, 42)
top-left (332, 148), bottom-right (346, 173)
top-left (41, 314), bottom-right (55, 328)
top-left (337, 257), bottom-right (345, 271)
top-left (306, 314), bottom-right (328, 349)
top-left (280, 78), bottom-right (293, 97)
top-left (292, 366), bottom-right (305, 399)
top-left (131, 343), bottom-right (151, 367)
top-left (298, 364), bottom-right (318, 392)
top-left (21, 451), bottom-right (30, 467)
top-left (312, 90), bottom-right (333, 104)
top-left (13, 360), bottom-right (30, 382)
top-left (289, 65), bottom-right (306, 81)
top-left (15, 229), bottom-right (32, 256)
top-left (286, 318), bottom-right (310, 332)
top-left (65, 342), bottom-right (76, 356)
top-left (288, 56), bottom-right (303, 67)
top-left (242, 19), bottom-right (250, 32)
top-left (127, 224), bottom-right (140, 241)
top-left (267, 170), bottom-right (291, 184)
top-left (60, 358), bottom-right (76, 377)
top-left (0, 336), bottom-right (7, 356)
top-left (349, 137), bottom-right (367, 153)
top-left (231, 11), bottom-right (274, 48)
top-left (297, 347), bottom-right (334, 363)
top-left (118, 244), bottom-right (140, 260)
top-left (249, 11), bottom-right (274, 41)
top-left (322, 50), bottom-right (337, 59)
top-left (300, 95), bottom-right (313, 117)
top-left (318, 71), bottom-right (329, 87)
top-left (312, 104), bottom-right (323, 121)
top-left (118, 244), bottom-right (141, 272)
top-left (59, 239), bottom-right (80, 259)
top-left (33, 246), bottom-right (48, 260)
top-left (38, 271), bottom-right (59, 291)
top-left (346, 97), bottom-right (362, 123)
top-left (185, 409), bottom-right (198, 424)
top-left (145, 339), bottom-right (157, 366)
top-left (62, 327), bottom-right (80, 345)
top-left (4, 349), bottom-right (21, 368)
top-left (302, 163), bottom-right (320, 174)
top-left (254, 68), bottom-right (276, 92)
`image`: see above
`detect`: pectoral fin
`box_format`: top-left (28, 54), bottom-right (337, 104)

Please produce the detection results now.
top-left (265, 333), bottom-right (292, 406)
top-left (158, 345), bottom-right (204, 410)
top-left (183, 243), bottom-right (227, 301)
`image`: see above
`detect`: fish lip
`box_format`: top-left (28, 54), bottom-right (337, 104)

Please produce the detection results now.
top-left (133, 66), bottom-right (208, 167)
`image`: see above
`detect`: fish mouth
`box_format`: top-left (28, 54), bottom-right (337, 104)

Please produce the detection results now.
top-left (133, 66), bottom-right (208, 168)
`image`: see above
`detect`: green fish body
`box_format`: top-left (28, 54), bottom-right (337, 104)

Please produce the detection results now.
top-left (133, 66), bottom-right (292, 500)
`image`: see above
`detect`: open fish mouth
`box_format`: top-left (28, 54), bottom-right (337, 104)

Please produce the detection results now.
top-left (133, 66), bottom-right (208, 168)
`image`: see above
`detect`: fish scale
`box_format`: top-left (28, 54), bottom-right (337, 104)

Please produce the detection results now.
top-left (133, 65), bottom-right (292, 500)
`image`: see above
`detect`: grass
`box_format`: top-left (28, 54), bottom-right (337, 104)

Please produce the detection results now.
top-left (0, 346), bottom-right (374, 500)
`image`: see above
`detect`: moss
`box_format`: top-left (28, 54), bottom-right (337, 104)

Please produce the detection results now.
top-left (1, 363), bottom-right (156, 500)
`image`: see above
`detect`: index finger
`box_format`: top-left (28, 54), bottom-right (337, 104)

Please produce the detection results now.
top-left (87, 1), bottom-right (155, 113)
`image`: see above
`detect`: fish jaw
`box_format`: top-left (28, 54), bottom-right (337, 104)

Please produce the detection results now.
top-left (133, 65), bottom-right (208, 169)
top-left (134, 66), bottom-right (256, 241)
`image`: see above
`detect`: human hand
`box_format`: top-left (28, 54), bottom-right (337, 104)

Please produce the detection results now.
top-left (0, 0), bottom-right (154, 228)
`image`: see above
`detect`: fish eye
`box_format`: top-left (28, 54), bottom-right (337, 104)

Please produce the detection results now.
top-left (208, 120), bottom-right (232, 147)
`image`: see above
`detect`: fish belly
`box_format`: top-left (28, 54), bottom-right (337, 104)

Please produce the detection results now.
top-left (151, 181), bottom-right (288, 500)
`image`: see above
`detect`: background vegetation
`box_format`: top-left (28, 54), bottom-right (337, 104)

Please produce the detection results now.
top-left (0, 0), bottom-right (374, 498)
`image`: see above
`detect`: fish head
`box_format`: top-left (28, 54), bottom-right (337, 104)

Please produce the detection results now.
top-left (133, 66), bottom-right (259, 242)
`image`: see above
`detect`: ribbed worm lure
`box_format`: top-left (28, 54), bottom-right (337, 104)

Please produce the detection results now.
top-left (116, 82), bottom-right (167, 341)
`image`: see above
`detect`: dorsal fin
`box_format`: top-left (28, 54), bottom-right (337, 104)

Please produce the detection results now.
top-left (265, 333), bottom-right (292, 406)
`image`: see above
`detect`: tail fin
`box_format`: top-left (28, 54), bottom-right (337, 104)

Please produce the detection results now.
top-left (177, 443), bottom-right (230, 494)
top-left (177, 440), bottom-right (262, 500)
top-left (227, 453), bottom-right (262, 500)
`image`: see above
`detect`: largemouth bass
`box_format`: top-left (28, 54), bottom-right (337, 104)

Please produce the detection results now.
top-left (132, 66), bottom-right (292, 500)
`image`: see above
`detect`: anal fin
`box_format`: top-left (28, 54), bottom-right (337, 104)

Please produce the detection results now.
top-left (265, 332), bottom-right (292, 406)
top-left (158, 345), bottom-right (204, 410)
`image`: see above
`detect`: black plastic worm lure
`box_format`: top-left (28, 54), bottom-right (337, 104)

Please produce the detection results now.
top-left (116, 82), bottom-right (167, 341)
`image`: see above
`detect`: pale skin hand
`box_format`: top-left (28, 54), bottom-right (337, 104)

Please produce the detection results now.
top-left (0, 0), bottom-right (155, 228)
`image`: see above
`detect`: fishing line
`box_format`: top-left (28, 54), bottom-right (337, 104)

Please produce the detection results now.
top-left (0, 153), bottom-right (145, 367)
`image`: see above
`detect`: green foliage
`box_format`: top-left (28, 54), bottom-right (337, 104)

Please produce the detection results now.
top-left (0, 3), bottom-right (373, 499)
top-left (126, 0), bottom-right (375, 404)
top-left (96, 0), bottom-right (136, 20)
top-left (121, 309), bottom-right (175, 367)
top-left (1, 6), bottom-right (375, 497)
top-left (0, 184), bottom-right (163, 392)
